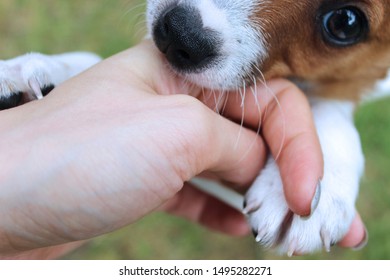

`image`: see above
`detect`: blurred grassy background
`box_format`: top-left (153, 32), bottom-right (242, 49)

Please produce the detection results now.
top-left (1, 0), bottom-right (389, 260)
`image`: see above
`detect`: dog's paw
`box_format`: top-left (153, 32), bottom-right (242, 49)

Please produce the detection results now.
top-left (0, 52), bottom-right (100, 110)
top-left (0, 53), bottom-right (62, 109)
top-left (244, 158), bottom-right (356, 256)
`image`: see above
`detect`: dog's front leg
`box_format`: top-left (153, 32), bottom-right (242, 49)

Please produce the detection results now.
top-left (245, 98), bottom-right (364, 255)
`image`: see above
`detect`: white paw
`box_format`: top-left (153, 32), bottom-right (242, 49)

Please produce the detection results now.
top-left (0, 52), bottom-right (100, 110)
top-left (244, 158), bottom-right (357, 256)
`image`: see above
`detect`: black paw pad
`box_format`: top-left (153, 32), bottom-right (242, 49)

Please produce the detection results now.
top-left (0, 92), bottom-right (23, 110)
top-left (41, 84), bottom-right (55, 96)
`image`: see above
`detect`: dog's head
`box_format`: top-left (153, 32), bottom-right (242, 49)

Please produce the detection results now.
top-left (147, 0), bottom-right (390, 99)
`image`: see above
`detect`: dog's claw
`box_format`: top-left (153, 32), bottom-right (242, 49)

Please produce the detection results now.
top-left (243, 201), bottom-right (261, 215)
top-left (253, 228), bottom-right (269, 245)
top-left (287, 239), bottom-right (297, 257)
top-left (255, 228), bottom-right (264, 243)
top-left (28, 78), bottom-right (44, 100)
top-left (320, 229), bottom-right (331, 252)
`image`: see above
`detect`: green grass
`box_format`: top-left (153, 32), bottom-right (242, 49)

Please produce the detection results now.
top-left (0, 0), bottom-right (146, 58)
top-left (2, 0), bottom-right (390, 260)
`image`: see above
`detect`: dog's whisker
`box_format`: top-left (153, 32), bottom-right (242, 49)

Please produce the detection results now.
top-left (251, 75), bottom-right (263, 136)
top-left (252, 66), bottom-right (286, 161)
top-left (129, 15), bottom-right (148, 37)
top-left (234, 80), bottom-right (267, 164)
top-left (180, 77), bottom-right (194, 95)
top-left (133, 12), bottom-right (147, 22)
top-left (266, 87), bottom-right (286, 161)
top-left (221, 90), bottom-right (229, 115)
top-left (133, 26), bottom-right (148, 39)
top-left (123, 1), bottom-right (147, 18)
top-left (201, 87), bottom-right (208, 103)
top-left (215, 90), bottom-right (225, 114)
top-left (211, 89), bottom-right (219, 114)
top-left (237, 84), bottom-right (244, 102)
top-left (122, 3), bottom-right (147, 29)
top-left (252, 75), bottom-right (260, 107)
top-left (121, 2), bottom-right (147, 39)
top-left (234, 85), bottom-right (246, 150)
top-left (133, 17), bottom-right (147, 29)
top-left (241, 79), bottom-right (247, 108)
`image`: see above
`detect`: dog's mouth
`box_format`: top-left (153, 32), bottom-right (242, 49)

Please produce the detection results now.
top-left (149, 0), bottom-right (266, 90)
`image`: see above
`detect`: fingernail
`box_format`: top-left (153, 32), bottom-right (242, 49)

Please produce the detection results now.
top-left (352, 226), bottom-right (369, 251)
top-left (300, 179), bottom-right (322, 220)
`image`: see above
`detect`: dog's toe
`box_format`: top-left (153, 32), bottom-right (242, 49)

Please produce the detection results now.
top-left (245, 158), bottom-right (356, 256)
top-left (0, 54), bottom-right (60, 107)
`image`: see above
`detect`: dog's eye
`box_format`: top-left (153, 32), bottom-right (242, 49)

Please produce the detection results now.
top-left (321, 7), bottom-right (368, 46)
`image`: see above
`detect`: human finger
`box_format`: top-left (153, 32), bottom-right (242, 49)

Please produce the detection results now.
top-left (220, 79), bottom-right (324, 217)
top-left (97, 43), bottom-right (318, 214)
top-left (338, 213), bottom-right (368, 249)
top-left (160, 182), bottom-right (250, 236)
top-left (201, 107), bottom-right (267, 188)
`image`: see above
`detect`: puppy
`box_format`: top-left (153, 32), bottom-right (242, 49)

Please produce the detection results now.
top-left (1, 0), bottom-right (389, 255)
top-left (146, 0), bottom-right (390, 255)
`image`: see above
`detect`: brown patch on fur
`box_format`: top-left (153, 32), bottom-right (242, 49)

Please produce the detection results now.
top-left (251, 0), bottom-right (390, 101)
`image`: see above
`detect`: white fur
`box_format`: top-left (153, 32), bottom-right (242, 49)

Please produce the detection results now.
top-left (146, 0), bottom-right (266, 90)
top-left (0, 52), bottom-right (100, 100)
top-left (375, 69), bottom-right (390, 93)
top-left (364, 70), bottom-right (390, 101)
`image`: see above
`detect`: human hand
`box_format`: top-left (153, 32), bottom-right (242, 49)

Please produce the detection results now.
top-left (159, 76), bottom-right (367, 250)
top-left (0, 40), bottom-right (366, 258)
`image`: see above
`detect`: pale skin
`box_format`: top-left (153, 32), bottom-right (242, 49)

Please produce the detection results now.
top-left (0, 40), bottom-right (365, 259)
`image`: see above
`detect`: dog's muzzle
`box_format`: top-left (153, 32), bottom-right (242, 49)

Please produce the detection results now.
top-left (152, 4), bottom-right (221, 73)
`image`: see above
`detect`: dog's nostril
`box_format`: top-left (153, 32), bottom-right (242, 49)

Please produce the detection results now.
top-left (162, 22), bottom-right (170, 37)
top-left (175, 49), bottom-right (190, 61)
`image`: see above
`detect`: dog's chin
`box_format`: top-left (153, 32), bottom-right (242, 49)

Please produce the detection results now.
top-left (167, 63), bottom-right (255, 91)
top-left (181, 73), bottom-right (242, 91)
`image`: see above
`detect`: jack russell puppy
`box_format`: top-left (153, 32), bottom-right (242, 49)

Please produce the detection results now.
top-left (0, 0), bottom-right (389, 255)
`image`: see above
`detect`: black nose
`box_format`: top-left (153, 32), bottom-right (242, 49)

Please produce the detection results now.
top-left (153, 5), bottom-right (220, 72)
